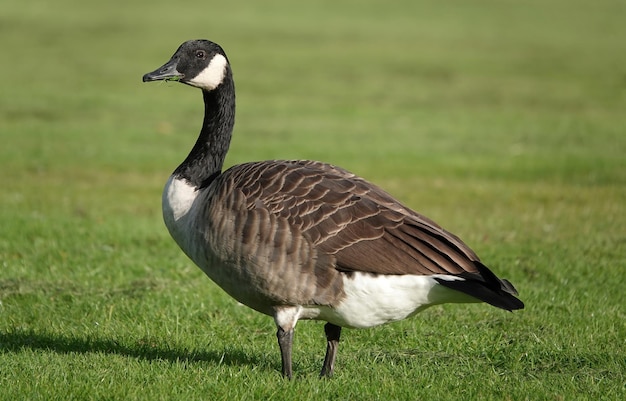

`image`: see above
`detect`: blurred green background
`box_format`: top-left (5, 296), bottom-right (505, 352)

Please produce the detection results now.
top-left (1, 0), bottom-right (624, 399)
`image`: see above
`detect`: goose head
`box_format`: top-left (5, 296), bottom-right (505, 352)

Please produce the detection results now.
top-left (142, 39), bottom-right (230, 91)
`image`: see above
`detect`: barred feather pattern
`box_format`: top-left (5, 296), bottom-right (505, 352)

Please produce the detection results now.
top-left (179, 159), bottom-right (503, 316)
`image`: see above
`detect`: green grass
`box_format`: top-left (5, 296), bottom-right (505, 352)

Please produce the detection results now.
top-left (1, 0), bottom-right (625, 399)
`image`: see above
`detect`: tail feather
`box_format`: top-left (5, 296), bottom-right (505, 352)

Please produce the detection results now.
top-left (434, 262), bottom-right (524, 311)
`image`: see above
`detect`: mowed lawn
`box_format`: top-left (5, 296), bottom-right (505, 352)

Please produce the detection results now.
top-left (1, 0), bottom-right (624, 399)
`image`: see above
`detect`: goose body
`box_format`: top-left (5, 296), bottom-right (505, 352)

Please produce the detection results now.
top-left (143, 40), bottom-right (524, 378)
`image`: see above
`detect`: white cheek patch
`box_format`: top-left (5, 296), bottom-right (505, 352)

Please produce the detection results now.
top-left (187, 54), bottom-right (228, 90)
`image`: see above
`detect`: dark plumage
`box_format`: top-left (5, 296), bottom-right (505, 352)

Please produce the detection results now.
top-left (142, 39), bottom-right (524, 379)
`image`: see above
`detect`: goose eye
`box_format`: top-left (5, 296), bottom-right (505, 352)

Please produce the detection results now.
top-left (195, 50), bottom-right (206, 59)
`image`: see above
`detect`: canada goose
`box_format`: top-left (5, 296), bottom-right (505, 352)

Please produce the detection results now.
top-left (142, 39), bottom-right (524, 379)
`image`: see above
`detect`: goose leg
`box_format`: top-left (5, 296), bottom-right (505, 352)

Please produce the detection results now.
top-left (276, 327), bottom-right (294, 379)
top-left (320, 323), bottom-right (342, 378)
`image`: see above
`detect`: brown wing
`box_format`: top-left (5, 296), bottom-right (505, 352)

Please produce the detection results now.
top-left (223, 159), bottom-right (481, 277)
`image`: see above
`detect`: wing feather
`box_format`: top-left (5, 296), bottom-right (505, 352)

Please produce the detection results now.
top-left (206, 159), bottom-right (522, 310)
top-left (221, 160), bottom-right (482, 276)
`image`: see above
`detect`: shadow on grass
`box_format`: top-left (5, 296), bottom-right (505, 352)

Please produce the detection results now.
top-left (0, 328), bottom-right (276, 372)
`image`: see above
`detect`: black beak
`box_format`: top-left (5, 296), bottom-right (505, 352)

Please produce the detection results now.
top-left (142, 58), bottom-right (183, 82)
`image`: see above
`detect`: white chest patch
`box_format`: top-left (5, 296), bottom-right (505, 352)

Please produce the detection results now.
top-left (187, 54), bottom-right (228, 91)
top-left (162, 175), bottom-right (212, 267)
top-left (163, 176), bottom-right (198, 223)
top-left (163, 176), bottom-right (206, 266)
top-left (162, 176), bottom-right (198, 242)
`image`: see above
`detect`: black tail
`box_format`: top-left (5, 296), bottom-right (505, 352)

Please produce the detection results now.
top-left (434, 261), bottom-right (525, 311)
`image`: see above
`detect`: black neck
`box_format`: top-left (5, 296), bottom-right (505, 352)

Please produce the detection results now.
top-left (173, 70), bottom-right (235, 188)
